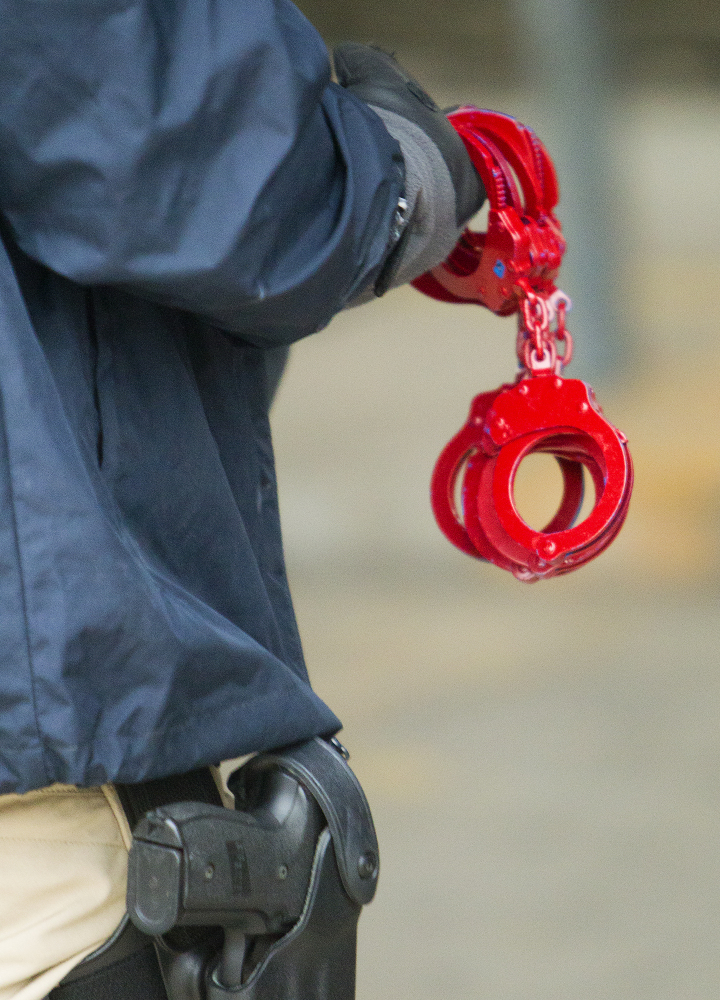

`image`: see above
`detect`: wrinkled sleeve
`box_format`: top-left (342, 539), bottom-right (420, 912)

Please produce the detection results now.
top-left (0, 0), bottom-right (404, 345)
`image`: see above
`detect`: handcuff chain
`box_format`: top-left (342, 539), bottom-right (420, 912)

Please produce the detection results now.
top-left (516, 280), bottom-right (573, 375)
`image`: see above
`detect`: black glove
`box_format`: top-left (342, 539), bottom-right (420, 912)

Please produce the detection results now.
top-left (334, 43), bottom-right (485, 298)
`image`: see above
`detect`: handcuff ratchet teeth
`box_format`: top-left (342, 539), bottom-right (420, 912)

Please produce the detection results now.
top-left (413, 107), bottom-right (633, 580)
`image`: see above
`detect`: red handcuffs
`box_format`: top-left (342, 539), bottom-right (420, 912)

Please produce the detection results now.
top-left (413, 108), bottom-right (633, 581)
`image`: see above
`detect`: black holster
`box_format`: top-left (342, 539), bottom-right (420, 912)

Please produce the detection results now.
top-left (125, 737), bottom-right (379, 1000)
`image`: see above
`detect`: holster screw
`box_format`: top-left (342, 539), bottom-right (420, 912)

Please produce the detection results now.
top-left (358, 851), bottom-right (378, 880)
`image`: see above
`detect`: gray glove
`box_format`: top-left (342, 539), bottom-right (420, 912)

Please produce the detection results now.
top-left (334, 43), bottom-right (485, 299)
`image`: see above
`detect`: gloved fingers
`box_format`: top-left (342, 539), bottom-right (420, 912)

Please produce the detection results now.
top-left (333, 43), bottom-right (442, 116)
top-left (333, 43), bottom-right (484, 227)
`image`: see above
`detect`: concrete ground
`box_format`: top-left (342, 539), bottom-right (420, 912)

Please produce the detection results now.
top-left (269, 83), bottom-right (720, 1000)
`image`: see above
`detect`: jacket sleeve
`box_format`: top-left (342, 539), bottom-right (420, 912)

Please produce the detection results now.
top-left (0, 0), bottom-right (405, 345)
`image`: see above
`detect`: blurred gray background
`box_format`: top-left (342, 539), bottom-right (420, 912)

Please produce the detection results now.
top-left (271, 2), bottom-right (720, 997)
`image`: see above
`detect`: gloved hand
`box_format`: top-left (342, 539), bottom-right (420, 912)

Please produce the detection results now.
top-left (334, 43), bottom-right (485, 299)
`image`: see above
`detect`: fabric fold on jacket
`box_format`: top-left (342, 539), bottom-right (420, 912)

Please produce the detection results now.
top-left (0, 0), bottom-right (405, 792)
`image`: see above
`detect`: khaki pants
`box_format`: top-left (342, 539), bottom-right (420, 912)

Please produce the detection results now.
top-left (0, 785), bottom-right (132, 1000)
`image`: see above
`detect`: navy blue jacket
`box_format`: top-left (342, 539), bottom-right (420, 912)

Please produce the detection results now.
top-left (0, 0), bottom-right (404, 793)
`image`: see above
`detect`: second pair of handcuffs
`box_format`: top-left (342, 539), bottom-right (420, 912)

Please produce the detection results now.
top-left (412, 108), bottom-right (633, 581)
